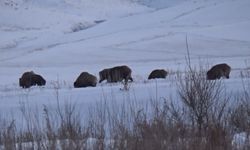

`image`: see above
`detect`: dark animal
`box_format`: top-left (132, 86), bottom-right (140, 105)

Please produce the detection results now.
top-left (99, 69), bottom-right (111, 83)
top-left (99, 65), bottom-right (133, 83)
top-left (74, 72), bottom-right (97, 88)
top-left (207, 63), bottom-right (231, 80)
top-left (148, 69), bottom-right (168, 80)
top-left (19, 71), bottom-right (46, 88)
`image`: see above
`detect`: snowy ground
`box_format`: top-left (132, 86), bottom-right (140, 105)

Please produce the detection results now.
top-left (0, 0), bottom-right (250, 125)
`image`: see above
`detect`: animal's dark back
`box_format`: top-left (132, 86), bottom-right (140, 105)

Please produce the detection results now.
top-left (110, 65), bottom-right (131, 80)
top-left (21, 71), bottom-right (34, 79)
top-left (78, 72), bottom-right (89, 79)
top-left (148, 69), bottom-right (167, 79)
top-left (210, 63), bottom-right (230, 71)
top-left (74, 72), bottom-right (97, 87)
top-left (115, 65), bottom-right (131, 76)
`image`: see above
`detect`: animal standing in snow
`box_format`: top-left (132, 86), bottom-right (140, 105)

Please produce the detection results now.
top-left (206, 63), bottom-right (231, 80)
top-left (74, 72), bottom-right (97, 88)
top-left (99, 68), bottom-right (111, 83)
top-left (99, 65), bottom-right (133, 83)
top-left (19, 71), bottom-right (46, 88)
top-left (148, 69), bottom-right (168, 79)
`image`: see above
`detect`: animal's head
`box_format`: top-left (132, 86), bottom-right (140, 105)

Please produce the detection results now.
top-left (162, 70), bottom-right (168, 76)
top-left (74, 81), bottom-right (79, 88)
top-left (99, 69), bottom-right (110, 83)
top-left (99, 71), bottom-right (104, 83)
top-left (40, 77), bottom-right (46, 85)
top-left (19, 78), bottom-right (23, 87)
top-left (34, 75), bottom-right (46, 86)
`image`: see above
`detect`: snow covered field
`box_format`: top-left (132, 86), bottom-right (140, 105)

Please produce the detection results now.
top-left (0, 0), bottom-right (250, 125)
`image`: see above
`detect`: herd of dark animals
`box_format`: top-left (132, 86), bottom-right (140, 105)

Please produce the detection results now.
top-left (19, 63), bottom-right (231, 89)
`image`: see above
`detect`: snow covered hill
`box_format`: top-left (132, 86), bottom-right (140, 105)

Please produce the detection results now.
top-left (0, 0), bottom-right (249, 125)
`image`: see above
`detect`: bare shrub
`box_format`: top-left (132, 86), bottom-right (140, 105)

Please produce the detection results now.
top-left (176, 65), bottom-right (231, 149)
top-left (230, 103), bottom-right (250, 134)
top-left (232, 69), bottom-right (250, 133)
top-left (57, 102), bottom-right (89, 150)
top-left (87, 100), bottom-right (108, 150)
top-left (19, 103), bottom-right (44, 149)
top-left (230, 69), bottom-right (250, 148)
top-left (0, 120), bottom-right (16, 150)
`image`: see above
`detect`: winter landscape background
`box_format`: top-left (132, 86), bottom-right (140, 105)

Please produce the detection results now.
top-left (0, 0), bottom-right (249, 149)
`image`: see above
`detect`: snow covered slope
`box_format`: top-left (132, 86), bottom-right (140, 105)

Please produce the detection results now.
top-left (0, 0), bottom-right (249, 123)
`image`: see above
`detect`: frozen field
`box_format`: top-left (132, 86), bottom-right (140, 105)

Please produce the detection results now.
top-left (0, 0), bottom-right (249, 123)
